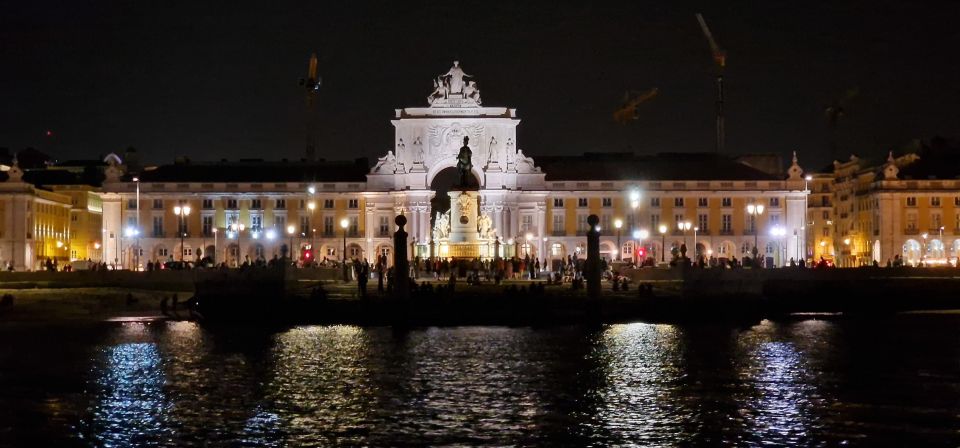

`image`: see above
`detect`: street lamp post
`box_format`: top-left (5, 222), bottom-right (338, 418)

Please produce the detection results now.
top-left (614, 218), bottom-right (623, 261)
top-left (287, 224), bottom-right (296, 265)
top-left (844, 237), bottom-right (853, 267)
top-left (746, 203), bottom-right (765, 261)
top-left (341, 217), bottom-right (349, 282)
top-left (307, 200), bottom-right (316, 259)
top-left (212, 227), bottom-right (218, 264)
top-left (693, 226), bottom-right (699, 261)
top-left (133, 176), bottom-right (140, 270)
top-left (804, 175), bottom-right (812, 261)
top-left (658, 224), bottom-right (668, 262)
top-left (920, 232), bottom-right (928, 267)
top-left (173, 205), bottom-right (191, 263)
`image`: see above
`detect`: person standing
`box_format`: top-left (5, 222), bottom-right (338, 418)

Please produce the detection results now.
top-left (358, 262), bottom-right (369, 299)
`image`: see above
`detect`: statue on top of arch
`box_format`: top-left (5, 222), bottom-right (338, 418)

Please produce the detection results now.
top-left (427, 60), bottom-right (481, 106)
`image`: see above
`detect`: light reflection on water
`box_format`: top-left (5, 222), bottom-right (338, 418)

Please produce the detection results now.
top-left (13, 316), bottom-right (954, 446)
top-left (88, 324), bottom-right (169, 447)
top-left (736, 320), bottom-right (830, 446)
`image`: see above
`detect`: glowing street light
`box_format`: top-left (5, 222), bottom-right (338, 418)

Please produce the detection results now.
top-left (658, 224), bottom-right (668, 262)
top-left (287, 224), bottom-right (296, 262)
top-left (614, 218), bottom-right (623, 261)
top-left (746, 203), bottom-right (765, 259)
top-left (341, 217), bottom-right (350, 281)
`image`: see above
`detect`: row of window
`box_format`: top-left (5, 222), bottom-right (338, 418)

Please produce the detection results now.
top-left (548, 212), bottom-right (782, 234)
top-left (137, 214), bottom-right (377, 238)
top-left (128, 198), bottom-right (359, 210)
top-left (552, 197), bottom-right (781, 208)
top-left (905, 197), bottom-right (960, 207)
top-left (904, 212), bottom-right (960, 231)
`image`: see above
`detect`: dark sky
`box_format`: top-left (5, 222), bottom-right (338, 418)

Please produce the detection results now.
top-left (2, 0), bottom-right (959, 169)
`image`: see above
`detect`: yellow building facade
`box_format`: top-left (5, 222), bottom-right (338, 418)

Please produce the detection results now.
top-left (809, 147), bottom-right (960, 267)
top-left (0, 162), bottom-right (75, 270)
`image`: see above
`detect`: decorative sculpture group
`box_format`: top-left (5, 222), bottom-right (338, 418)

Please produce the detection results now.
top-left (427, 60), bottom-right (481, 105)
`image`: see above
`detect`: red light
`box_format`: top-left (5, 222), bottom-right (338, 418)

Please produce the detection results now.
top-left (638, 248), bottom-right (646, 258)
top-left (45, 130), bottom-right (53, 137)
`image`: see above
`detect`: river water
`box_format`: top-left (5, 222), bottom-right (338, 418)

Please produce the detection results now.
top-left (1, 314), bottom-right (958, 446)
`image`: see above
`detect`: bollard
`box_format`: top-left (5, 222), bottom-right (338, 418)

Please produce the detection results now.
top-left (586, 214), bottom-right (601, 300)
top-left (393, 215), bottom-right (410, 299)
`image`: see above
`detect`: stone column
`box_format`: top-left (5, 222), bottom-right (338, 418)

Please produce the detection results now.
top-left (536, 202), bottom-right (546, 259)
top-left (419, 204), bottom-right (429, 243)
top-left (393, 215), bottom-right (409, 299)
top-left (494, 202), bottom-right (504, 241)
top-left (785, 194), bottom-right (805, 264)
top-left (365, 203), bottom-right (375, 260)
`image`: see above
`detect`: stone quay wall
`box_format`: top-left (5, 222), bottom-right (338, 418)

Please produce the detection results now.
top-left (0, 268), bottom-right (341, 291)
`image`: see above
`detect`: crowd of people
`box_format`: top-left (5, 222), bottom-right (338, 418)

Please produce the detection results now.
top-left (10, 244), bottom-right (954, 275)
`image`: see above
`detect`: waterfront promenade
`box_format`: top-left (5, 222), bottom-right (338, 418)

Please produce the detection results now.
top-left (3, 265), bottom-right (959, 325)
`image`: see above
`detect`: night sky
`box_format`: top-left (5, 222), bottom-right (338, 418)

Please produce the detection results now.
top-left (2, 1), bottom-right (959, 169)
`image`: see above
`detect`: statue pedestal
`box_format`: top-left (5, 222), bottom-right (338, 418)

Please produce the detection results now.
top-left (447, 190), bottom-right (479, 244)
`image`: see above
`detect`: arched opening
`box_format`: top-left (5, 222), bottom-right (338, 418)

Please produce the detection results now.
top-left (347, 243), bottom-right (364, 260)
top-left (227, 243), bottom-right (240, 267)
top-left (251, 243), bottom-right (265, 261)
top-left (600, 241), bottom-right (616, 261)
top-left (429, 166), bottom-right (479, 232)
top-left (765, 242), bottom-right (778, 267)
top-left (621, 241), bottom-right (635, 262)
top-left (154, 245), bottom-right (170, 261)
top-left (695, 242), bottom-right (708, 261)
top-left (902, 239), bottom-right (921, 266)
top-left (205, 245), bottom-right (216, 263)
top-left (717, 241), bottom-right (735, 260)
top-left (375, 244), bottom-right (393, 268)
top-left (927, 239), bottom-right (945, 260)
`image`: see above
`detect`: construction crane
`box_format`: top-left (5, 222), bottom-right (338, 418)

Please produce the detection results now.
top-left (299, 53), bottom-right (322, 161)
top-left (613, 88), bottom-right (659, 124)
top-left (696, 13), bottom-right (726, 153)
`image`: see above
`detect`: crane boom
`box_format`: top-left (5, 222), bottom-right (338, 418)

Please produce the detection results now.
top-left (308, 53), bottom-right (318, 80)
top-left (695, 13), bottom-right (726, 68)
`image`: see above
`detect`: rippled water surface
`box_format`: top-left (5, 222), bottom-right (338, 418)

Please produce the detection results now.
top-left (1, 315), bottom-right (959, 446)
